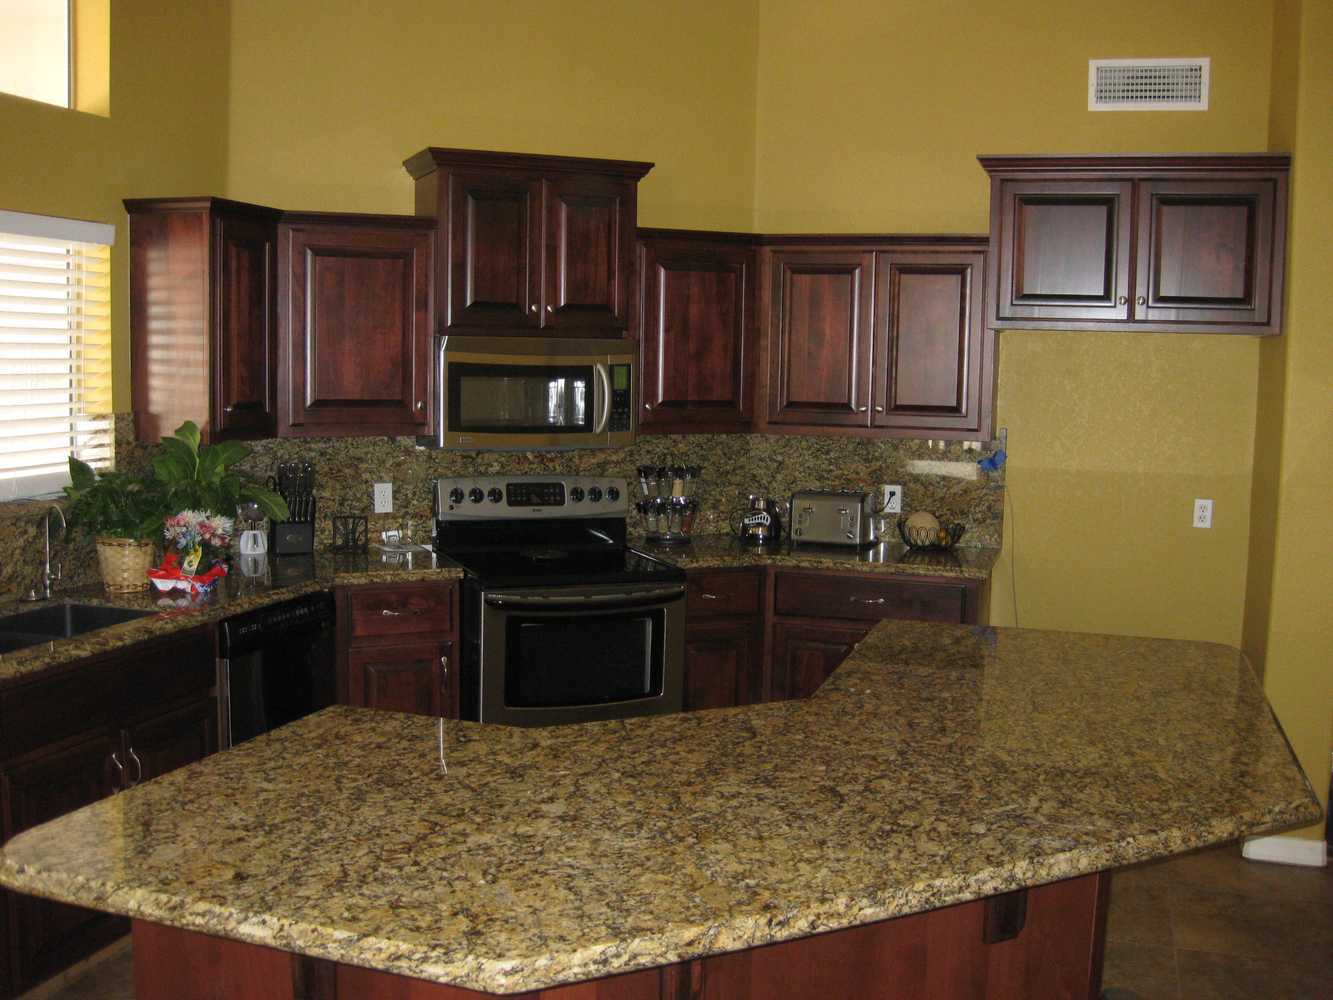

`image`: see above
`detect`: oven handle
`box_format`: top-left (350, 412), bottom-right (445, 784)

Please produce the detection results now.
top-left (484, 584), bottom-right (685, 610)
top-left (593, 362), bottom-right (612, 434)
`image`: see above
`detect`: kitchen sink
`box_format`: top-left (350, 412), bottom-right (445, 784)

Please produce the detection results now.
top-left (0, 603), bottom-right (153, 652)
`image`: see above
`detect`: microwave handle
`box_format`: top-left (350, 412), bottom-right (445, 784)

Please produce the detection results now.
top-left (593, 362), bottom-right (612, 434)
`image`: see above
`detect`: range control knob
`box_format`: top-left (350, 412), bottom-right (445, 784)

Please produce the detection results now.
top-left (605, 486), bottom-right (620, 502)
top-left (569, 486), bottom-right (585, 503)
top-left (487, 488), bottom-right (504, 504)
top-left (588, 486), bottom-right (603, 503)
top-left (448, 487), bottom-right (464, 504)
top-left (468, 487), bottom-right (484, 504)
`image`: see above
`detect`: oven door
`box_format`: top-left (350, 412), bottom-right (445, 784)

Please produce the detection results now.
top-left (435, 336), bottom-right (633, 450)
top-left (479, 583), bottom-right (685, 726)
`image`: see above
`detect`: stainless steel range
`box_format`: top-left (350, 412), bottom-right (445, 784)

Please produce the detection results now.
top-left (434, 475), bottom-right (685, 727)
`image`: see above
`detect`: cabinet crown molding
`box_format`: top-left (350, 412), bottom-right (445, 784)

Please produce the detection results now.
top-left (404, 146), bottom-right (654, 181)
top-left (978, 152), bottom-right (1291, 175)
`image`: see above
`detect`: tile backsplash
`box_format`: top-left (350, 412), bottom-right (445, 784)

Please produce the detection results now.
top-left (1, 417), bottom-right (1004, 600)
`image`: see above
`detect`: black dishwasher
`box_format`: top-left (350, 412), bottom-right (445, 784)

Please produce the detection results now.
top-left (218, 593), bottom-right (336, 747)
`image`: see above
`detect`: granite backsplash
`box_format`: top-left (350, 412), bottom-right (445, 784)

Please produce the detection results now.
top-left (1, 417), bottom-right (1004, 600)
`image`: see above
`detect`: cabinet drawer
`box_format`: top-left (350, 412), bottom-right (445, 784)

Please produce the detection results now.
top-left (347, 584), bottom-right (455, 639)
top-left (774, 572), bottom-right (965, 624)
top-left (687, 570), bottom-right (762, 618)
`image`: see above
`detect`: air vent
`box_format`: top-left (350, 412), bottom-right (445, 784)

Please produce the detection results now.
top-left (1089, 58), bottom-right (1210, 111)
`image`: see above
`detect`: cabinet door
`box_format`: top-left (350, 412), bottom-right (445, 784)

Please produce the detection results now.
top-left (873, 252), bottom-right (987, 435)
top-left (1, 733), bottom-right (128, 992)
top-left (684, 620), bottom-right (761, 711)
top-left (346, 641), bottom-right (449, 718)
top-left (993, 180), bottom-right (1133, 324)
top-left (771, 620), bottom-right (870, 701)
top-left (540, 175), bottom-right (634, 333)
top-left (213, 212), bottom-right (277, 437)
top-left (283, 224), bottom-right (433, 435)
top-left (124, 698), bottom-right (217, 785)
top-left (767, 251), bottom-right (875, 426)
top-left (639, 239), bottom-right (754, 430)
top-left (1134, 178), bottom-right (1279, 329)
top-left (447, 171), bottom-right (542, 330)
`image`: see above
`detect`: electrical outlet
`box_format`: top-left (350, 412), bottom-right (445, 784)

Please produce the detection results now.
top-left (1192, 498), bottom-right (1213, 529)
top-left (373, 482), bottom-right (393, 514)
top-left (882, 484), bottom-right (902, 514)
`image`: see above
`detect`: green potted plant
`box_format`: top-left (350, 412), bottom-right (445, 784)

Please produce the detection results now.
top-left (150, 421), bottom-right (288, 581)
top-left (62, 461), bottom-right (168, 592)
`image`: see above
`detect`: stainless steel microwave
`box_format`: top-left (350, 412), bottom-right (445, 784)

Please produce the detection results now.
top-left (428, 336), bottom-right (635, 450)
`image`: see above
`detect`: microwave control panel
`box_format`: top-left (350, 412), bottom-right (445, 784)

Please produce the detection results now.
top-left (609, 364), bottom-right (632, 433)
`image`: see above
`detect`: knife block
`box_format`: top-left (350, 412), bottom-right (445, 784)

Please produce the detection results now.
top-left (269, 520), bottom-right (314, 556)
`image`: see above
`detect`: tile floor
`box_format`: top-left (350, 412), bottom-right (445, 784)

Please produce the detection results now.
top-left (24, 841), bottom-right (1333, 999)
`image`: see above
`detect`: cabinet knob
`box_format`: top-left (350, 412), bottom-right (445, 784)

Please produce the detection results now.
top-left (874, 405), bottom-right (885, 413)
top-left (529, 304), bottom-right (538, 314)
top-left (643, 403), bottom-right (652, 411)
top-left (546, 305), bottom-right (554, 314)
top-left (223, 405), bottom-right (235, 415)
top-left (1136, 295), bottom-right (1146, 306)
top-left (1117, 295), bottom-right (1128, 305)
top-left (440, 654), bottom-right (449, 684)
top-left (857, 405), bottom-right (869, 412)
top-left (416, 400), bottom-right (425, 411)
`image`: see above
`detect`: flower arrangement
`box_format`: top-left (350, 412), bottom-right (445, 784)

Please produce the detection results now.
top-left (164, 509), bottom-right (235, 574)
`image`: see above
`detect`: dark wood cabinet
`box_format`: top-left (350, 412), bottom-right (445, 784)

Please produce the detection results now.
top-left (761, 239), bottom-right (993, 439)
top-left (637, 230), bottom-right (756, 432)
top-left (766, 249), bottom-right (876, 427)
top-left (683, 569), bottom-right (765, 710)
top-left (406, 147), bottom-right (652, 338)
top-left (338, 582), bottom-right (459, 719)
top-left (980, 154), bottom-right (1289, 335)
top-left (770, 620), bottom-right (869, 700)
top-left (0, 626), bottom-right (216, 996)
top-left (873, 250), bottom-right (989, 435)
top-left (278, 214), bottom-right (435, 437)
top-left (126, 198), bottom-right (280, 443)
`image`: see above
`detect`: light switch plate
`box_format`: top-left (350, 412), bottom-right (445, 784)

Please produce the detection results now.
top-left (373, 482), bottom-right (393, 514)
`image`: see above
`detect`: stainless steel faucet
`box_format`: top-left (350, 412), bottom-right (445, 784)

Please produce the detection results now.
top-left (22, 506), bottom-right (66, 602)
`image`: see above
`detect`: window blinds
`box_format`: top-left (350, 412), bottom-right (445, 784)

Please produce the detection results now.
top-left (0, 213), bottom-right (115, 500)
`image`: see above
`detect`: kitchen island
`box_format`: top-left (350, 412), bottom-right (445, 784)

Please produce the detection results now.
top-left (0, 621), bottom-right (1319, 998)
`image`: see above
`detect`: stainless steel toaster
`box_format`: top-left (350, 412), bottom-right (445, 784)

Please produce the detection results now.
top-left (789, 490), bottom-right (879, 546)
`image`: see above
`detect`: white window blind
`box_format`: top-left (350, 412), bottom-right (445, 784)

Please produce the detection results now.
top-left (0, 209), bottom-right (116, 500)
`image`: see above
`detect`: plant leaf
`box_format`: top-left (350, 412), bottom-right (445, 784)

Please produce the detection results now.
top-left (68, 456), bottom-right (97, 491)
top-left (243, 487), bottom-right (289, 522)
top-left (171, 420), bottom-right (202, 455)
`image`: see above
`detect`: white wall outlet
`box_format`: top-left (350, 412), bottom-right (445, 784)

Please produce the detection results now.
top-left (373, 482), bottom-right (393, 514)
top-left (882, 484), bottom-right (902, 514)
top-left (1192, 498), bottom-right (1213, 529)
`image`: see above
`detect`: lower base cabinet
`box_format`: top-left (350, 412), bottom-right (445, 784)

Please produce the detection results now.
top-left (0, 626), bottom-right (216, 997)
top-left (770, 619), bottom-right (871, 700)
top-left (346, 640), bottom-right (456, 718)
top-left (683, 619), bottom-right (762, 711)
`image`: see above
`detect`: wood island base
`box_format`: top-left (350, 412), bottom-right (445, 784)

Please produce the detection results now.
top-left (131, 872), bottom-right (1108, 1000)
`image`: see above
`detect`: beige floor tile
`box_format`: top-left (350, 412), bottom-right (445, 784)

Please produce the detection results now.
top-left (1101, 940), bottom-right (1180, 1000)
top-left (1175, 948), bottom-right (1333, 1000)
top-left (1169, 882), bottom-right (1333, 965)
top-left (1163, 842), bottom-right (1333, 905)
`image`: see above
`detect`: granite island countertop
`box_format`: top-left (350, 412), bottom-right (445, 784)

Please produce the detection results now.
top-left (0, 620), bottom-right (1318, 994)
top-left (0, 549), bottom-right (463, 685)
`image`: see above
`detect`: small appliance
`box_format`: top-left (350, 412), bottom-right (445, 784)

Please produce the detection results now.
top-left (738, 496), bottom-right (784, 545)
top-left (789, 490), bottom-right (881, 547)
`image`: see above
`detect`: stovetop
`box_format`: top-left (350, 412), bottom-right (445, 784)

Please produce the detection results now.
top-left (434, 475), bottom-right (683, 590)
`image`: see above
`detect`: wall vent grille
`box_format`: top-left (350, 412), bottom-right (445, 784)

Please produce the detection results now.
top-left (1089, 58), bottom-right (1210, 111)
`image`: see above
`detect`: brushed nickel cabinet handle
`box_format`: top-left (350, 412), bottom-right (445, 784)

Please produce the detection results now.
top-left (701, 592), bottom-right (721, 600)
top-left (851, 596), bottom-right (887, 605)
top-left (1117, 295), bottom-right (1128, 305)
top-left (857, 405), bottom-right (869, 412)
top-left (380, 608), bottom-right (402, 617)
top-left (416, 400), bottom-right (425, 411)
top-left (223, 404), bottom-right (236, 414)
top-left (1136, 295), bottom-right (1146, 306)
top-left (529, 304), bottom-right (538, 314)
top-left (546, 305), bottom-right (554, 314)
top-left (874, 405), bottom-right (885, 413)
top-left (110, 751), bottom-right (125, 791)
top-left (128, 748), bottom-right (143, 786)
top-left (644, 403), bottom-right (652, 411)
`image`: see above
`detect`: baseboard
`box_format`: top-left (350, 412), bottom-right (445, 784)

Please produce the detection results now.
top-left (1242, 833), bottom-right (1328, 867)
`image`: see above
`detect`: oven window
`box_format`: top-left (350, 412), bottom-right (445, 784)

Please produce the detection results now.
top-left (506, 611), bottom-right (663, 707)
top-left (450, 362), bottom-right (592, 434)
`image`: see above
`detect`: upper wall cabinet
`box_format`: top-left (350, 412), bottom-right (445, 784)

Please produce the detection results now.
top-left (980, 154), bottom-right (1290, 335)
top-left (636, 230), bottom-right (757, 433)
top-left (761, 238), bottom-right (993, 440)
top-left (126, 198), bottom-right (281, 443)
top-left (277, 213), bottom-right (435, 437)
top-left (405, 148), bottom-right (653, 338)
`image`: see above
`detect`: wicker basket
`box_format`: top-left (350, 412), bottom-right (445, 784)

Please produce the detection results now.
top-left (95, 537), bottom-right (155, 593)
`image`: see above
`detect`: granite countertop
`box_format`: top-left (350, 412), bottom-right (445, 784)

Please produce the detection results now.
top-left (0, 621), bottom-right (1318, 994)
top-left (0, 549), bottom-right (463, 685)
top-left (642, 534), bottom-right (998, 580)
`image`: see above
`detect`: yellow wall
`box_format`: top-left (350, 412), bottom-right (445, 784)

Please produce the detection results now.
top-left (224, 0), bottom-right (760, 230)
top-left (753, 0), bottom-right (1276, 647)
top-left (1244, 0), bottom-right (1332, 838)
top-left (0, 0), bottom-right (231, 410)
